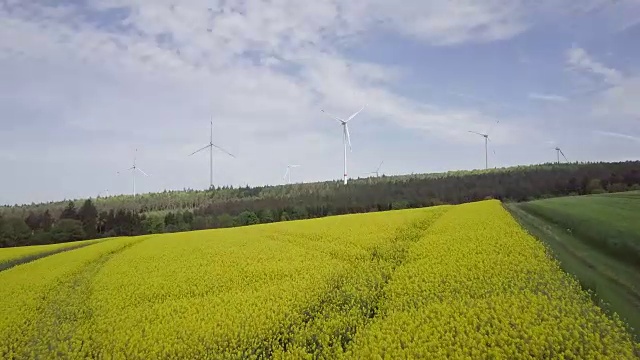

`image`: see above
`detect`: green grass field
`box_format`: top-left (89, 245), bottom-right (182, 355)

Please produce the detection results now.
top-left (506, 191), bottom-right (640, 340)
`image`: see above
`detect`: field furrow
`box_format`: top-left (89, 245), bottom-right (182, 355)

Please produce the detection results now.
top-left (0, 201), bottom-right (638, 359)
top-left (0, 236), bottom-right (150, 359)
top-left (0, 238), bottom-right (103, 272)
top-left (344, 200), bottom-right (638, 359)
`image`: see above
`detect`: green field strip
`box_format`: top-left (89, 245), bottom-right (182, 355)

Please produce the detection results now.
top-left (506, 203), bottom-right (640, 340)
top-left (0, 239), bottom-right (104, 272)
top-left (518, 197), bottom-right (640, 267)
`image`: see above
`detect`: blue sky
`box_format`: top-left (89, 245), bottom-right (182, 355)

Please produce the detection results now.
top-left (1, 0), bottom-right (639, 205)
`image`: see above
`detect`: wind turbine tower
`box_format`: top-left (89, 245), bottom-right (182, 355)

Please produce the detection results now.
top-left (321, 104), bottom-right (366, 184)
top-left (189, 120), bottom-right (235, 189)
top-left (117, 149), bottom-right (150, 197)
top-left (283, 164), bottom-right (300, 184)
top-left (468, 121), bottom-right (499, 169)
top-left (370, 161), bottom-right (384, 177)
top-left (555, 146), bottom-right (568, 164)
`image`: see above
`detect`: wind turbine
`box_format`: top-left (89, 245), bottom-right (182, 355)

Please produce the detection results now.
top-left (321, 104), bottom-right (366, 185)
top-left (283, 164), bottom-right (300, 184)
top-left (554, 146), bottom-right (569, 164)
top-left (98, 189), bottom-right (110, 198)
top-left (468, 120), bottom-right (499, 169)
top-left (369, 161), bottom-right (384, 177)
top-left (117, 149), bottom-right (149, 197)
top-left (189, 120), bottom-right (235, 189)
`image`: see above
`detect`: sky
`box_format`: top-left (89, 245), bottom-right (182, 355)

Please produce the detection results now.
top-left (1, 0), bottom-right (640, 205)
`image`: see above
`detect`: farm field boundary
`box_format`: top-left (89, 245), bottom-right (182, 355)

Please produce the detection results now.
top-left (506, 201), bottom-right (640, 341)
top-left (0, 235), bottom-right (151, 358)
top-left (0, 238), bottom-right (104, 272)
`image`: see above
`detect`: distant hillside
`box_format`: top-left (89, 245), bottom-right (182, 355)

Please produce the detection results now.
top-left (2, 161), bottom-right (640, 217)
top-left (1, 161), bottom-right (639, 247)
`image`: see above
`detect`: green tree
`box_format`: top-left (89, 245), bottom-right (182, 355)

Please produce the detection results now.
top-left (182, 211), bottom-right (194, 226)
top-left (60, 201), bottom-right (78, 220)
top-left (217, 214), bottom-right (235, 228)
top-left (31, 230), bottom-right (53, 245)
top-left (164, 212), bottom-right (177, 227)
top-left (259, 209), bottom-right (274, 223)
top-left (607, 182), bottom-right (628, 193)
top-left (192, 215), bottom-right (213, 230)
top-left (585, 179), bottom-right (605, 194)
top-left (24, 211), bottom-right (40, 231)
top-left (78, 199), bottom-right (98, 238)
top-left (50, 219), bottom-right (86, 243)
top-left (41, 210), bottom-right (54, 231)
top-left (0, 216), bottom-right (32, 247)
top-left (141, 215), bottom-right (165, 234)
top-left (391, 200), bottom-right (409, 210)
top-left (291, 206), bottom-right (308, 220)
top-left (235, 211), bottom-right (259, 226)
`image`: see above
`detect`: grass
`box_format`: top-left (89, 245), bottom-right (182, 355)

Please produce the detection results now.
top-left (506, 191), bottom-right (640, 340)
top-left (517, 191), bottom-right (640, 267)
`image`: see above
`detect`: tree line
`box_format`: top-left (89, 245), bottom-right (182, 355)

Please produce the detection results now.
top-left (1, 161), bottom-right (639, 247)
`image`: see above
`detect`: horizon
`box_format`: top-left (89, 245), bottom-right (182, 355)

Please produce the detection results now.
top-left (1, 1), bottom-right (640, 205)
top-left (2, 159), bottom-right (637, 207)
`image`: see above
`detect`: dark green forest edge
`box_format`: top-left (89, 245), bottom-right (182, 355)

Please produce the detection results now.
top-left (1, 161), bottom-right (639, 248)
top-left (506, 192), bottom-right (640, 340)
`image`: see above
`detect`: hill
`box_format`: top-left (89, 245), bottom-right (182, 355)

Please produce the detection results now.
top-left (1, 161), bottom-right (639, 247)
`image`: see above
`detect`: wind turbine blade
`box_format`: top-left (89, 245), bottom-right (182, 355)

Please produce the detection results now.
top-left (117, 167), bottom-right (134, 174)
top-left (347, 104), bottom-right (366, 122)
top-left (345, 124), bottom-right (352, 151)
top-left (377, 161), bottom-right (384, 172)
top-left (560, 149), bottom-right (568, 162)
top-left (212, 143), bottom-right (236, 158)
top-left (283, 168), bottom-right (289, 180)
top-left (188, 144), bottom-right (211, 156)
top-left (468, 130), bottom-right (486, 137)
top-left (137, 168), bottom-right (150, 177)
top-left (321, 109), bottom-right (346, 123)
top-left (290, 164), bottom-right (300, 168)
top-left (487, 120), bottom-right (500, 135)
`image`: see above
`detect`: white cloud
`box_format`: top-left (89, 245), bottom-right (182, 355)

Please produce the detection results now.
top-left (0, 1), bottom-right (559, 203)
top-left (593, 76), bottom-right (640, 119)
top-left (528, 93), bottom-right (568, 102)
top-left (593, 130), bottom-right (640, 143)
top-left (365, 0), bottom-right (529, 45)
top-left (566, 45), bottom-right (623, 85)
top-left (562, 46), bottom-right (640, 121)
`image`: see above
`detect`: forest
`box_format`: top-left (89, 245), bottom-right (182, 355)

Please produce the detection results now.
top-left (1, 161), bottom-right (639, 247)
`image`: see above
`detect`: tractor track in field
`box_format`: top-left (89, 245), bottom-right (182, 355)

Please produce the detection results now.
top-left (25, 236), bottom-right (150, 359)
top-left (250, 208), bottom-right (450, 358)
top-left (0, 241), bottom-right (104, 272)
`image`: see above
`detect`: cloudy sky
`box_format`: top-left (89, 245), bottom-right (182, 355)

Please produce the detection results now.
top-left (1, 0), bottom-right (639, 205)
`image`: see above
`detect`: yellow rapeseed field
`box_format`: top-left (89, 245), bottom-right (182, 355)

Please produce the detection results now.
top-left (0, 238), bottom-right (101, 269)
top-left (0, 201), bottom-right (637, 359)
top-left (344, 200), bottom-right (638, 359)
